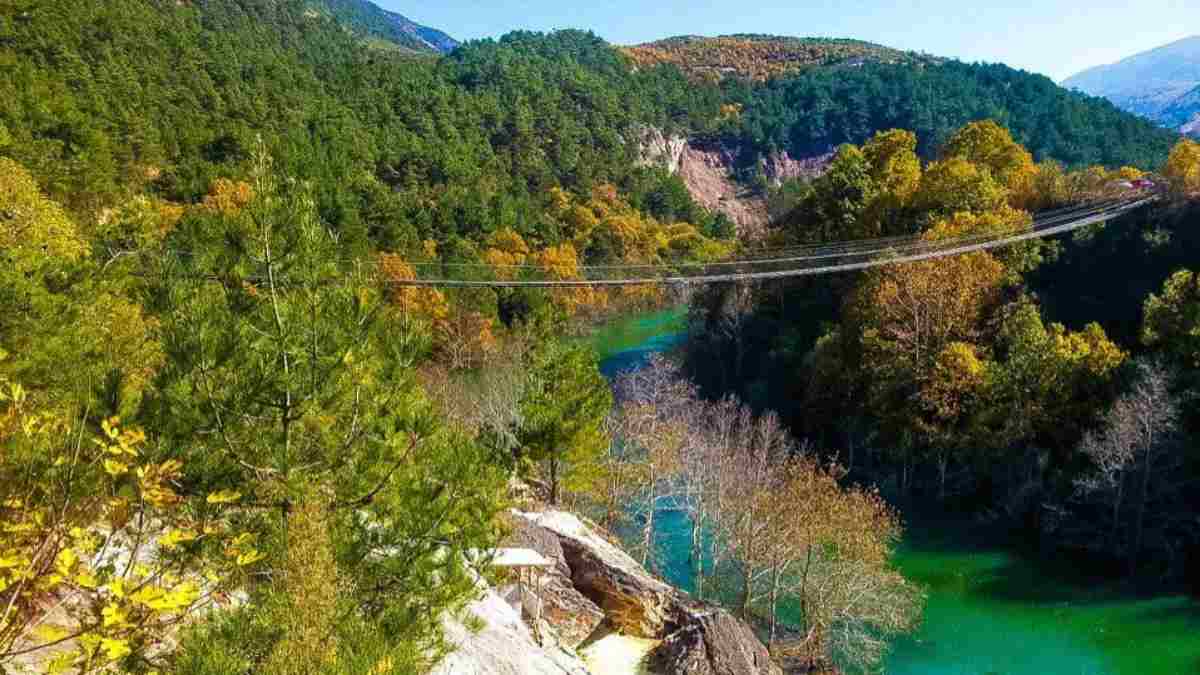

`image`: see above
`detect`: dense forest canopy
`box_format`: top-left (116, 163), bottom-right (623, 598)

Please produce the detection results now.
top-left (685, 126), bottom-right (1200, 587)
top-left (623, 34), bottom-right (929, 82)
top-left (1, 0), bottom-right (1198, 672)
top-left (720, 59), bottom-right (1179, 167)
top-left (0, 5), bottom-right (1179, 242)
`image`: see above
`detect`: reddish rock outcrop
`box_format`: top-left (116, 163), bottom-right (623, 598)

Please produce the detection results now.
top-left (637, 127), bottom-right (832, 240)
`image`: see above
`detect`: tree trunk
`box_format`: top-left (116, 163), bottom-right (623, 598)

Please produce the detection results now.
top-left (641, 501), bottom-right (655, 571)
top-left (1131, 446), bottom-right (1153, 575)
top-left (769, 571), bottom-right (780, 646)
top-left (846, 431), bottom-right (856, 476)
top-left (738, 570), bottom-right (752, 620)
top-left (938, 453), bottom-right (948, 501)
top-left (1112, 478), bottom-right (1123, 548)
top-left (549, 455), bottom-right (560, 506)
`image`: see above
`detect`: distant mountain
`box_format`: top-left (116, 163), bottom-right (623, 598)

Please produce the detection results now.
top-left (1063, 36), bottom-right (1200, 135)
top-left (308, 0), bottom-right (457, 54)
top-left (1162, 85), bottom-right (1200, 136)
top-left (623, 35), bottom-right (931, 82)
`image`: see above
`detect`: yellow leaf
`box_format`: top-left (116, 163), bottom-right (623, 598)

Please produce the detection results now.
top-left (127, 585), bottom-right (165, 607)
top-left (230, 532), bottom-right (255, 548)
top-left (33, 624), bottom-right (71, 642)
top-left (206, 489), bottom-right (242, 505)
top-left (103, 459), bottom-right (129, 477)
top-left (236, 549), bottom-right (265, 567)
top-left (76, 570), bottom-right (99, 589)
top-left (100, 637), bottom-right (132, 661)
top-left (55, 549), bottom-right (78, 574)
top-left (159, 529), bottom-right (198, 551)
top-left (101, 603), bottom-right (129, 628)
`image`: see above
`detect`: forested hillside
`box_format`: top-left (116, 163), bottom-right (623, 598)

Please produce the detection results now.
top-left (624, 34), bottom-right (927, 82)
top-left (632, 36), bottom-right (1178, 170)
top-left (722, 59), bottom-right (1179, 168)
top-left (1, 1), bottom-right (1196, 672)
top-left (684, 127), bottom-right (1200, 587)
top-left (1163, 85), bottom-right (1200, 135)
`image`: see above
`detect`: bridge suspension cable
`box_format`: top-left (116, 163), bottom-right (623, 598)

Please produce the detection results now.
top-left (378, 197), bottom-right (1154, 288)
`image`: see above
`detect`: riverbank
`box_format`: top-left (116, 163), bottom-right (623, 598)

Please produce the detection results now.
top-left (591, 308), bottom-right (1200, 675)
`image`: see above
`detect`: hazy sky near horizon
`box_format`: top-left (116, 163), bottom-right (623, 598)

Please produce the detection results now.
top-left (383, 1), bottom-right (1196, 81)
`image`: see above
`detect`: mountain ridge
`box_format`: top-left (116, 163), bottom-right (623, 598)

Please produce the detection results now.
top-left (308, 0), bottom-right (458, 53)
top-left (1063, 36), bottom-right (1200, 135)
top-left (623, 34), bottom-right (931, 82)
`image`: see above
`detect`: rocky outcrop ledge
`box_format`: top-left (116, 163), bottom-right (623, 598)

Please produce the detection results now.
top-left (509, 510), bottom-right (782, 675)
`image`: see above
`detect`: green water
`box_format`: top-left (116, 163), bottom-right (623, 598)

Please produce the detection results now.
top-left (884, 520), bottom-right (1200, 675)
top-left (584, 306), bottom-right (688, 377)
top-left (593, 309), bottom-right (1200, 675)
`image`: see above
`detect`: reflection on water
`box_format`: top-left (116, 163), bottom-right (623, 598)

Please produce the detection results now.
top-left (594, 309), bottom-right (1200, 675)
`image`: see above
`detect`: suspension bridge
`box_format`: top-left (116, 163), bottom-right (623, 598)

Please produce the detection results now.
top-left (383, 195), bottom-right (1156, 288)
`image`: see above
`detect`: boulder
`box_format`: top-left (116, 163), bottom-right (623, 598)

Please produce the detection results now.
top-left (515, 510), bottom-right (677, 639)
top-left (654, 606), bottom-right (784, 675)
top-left (502, 512), bottom-right (605, 648)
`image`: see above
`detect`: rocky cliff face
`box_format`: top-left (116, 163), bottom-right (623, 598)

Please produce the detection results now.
top-left (437, 507), bottom-right (781, 674)
top-left (432, 587), bottom-right (592, 675)
top-left (638, 128), bottom-right (830, 239)
top-left (516, 510), bottom-right (681, 640)
top-left (509, 510), bottom-right (783, 675)
top-left (653, 608), bottom-right (782, 675)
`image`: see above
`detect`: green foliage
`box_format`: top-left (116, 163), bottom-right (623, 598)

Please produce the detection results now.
top-left (723, 59), bottom-right (1176, 169)
top-left (685, 122), bottom-right (1130, 507)
top-left (0, 2), bottom-right (719, 258)
top-left (0, 158), bottom-right (162, 418)
top-left (141, 153), bottom-right (507, 671)
top-left (782, 144), bottom-right (878, 242)
top-left (1143, 269), bottom-right (1200, 369)
top-left (518, 341), bottom-right (613, 505)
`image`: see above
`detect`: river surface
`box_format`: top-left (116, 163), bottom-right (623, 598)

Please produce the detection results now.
top-left (589, 308), bottom-right (1200, 675)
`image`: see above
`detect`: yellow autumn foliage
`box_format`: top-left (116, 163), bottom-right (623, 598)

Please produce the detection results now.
top-left (942, 120), bottom-right (1037, 203)
top-left (0, 395), bottom-right (254, 673)
top-left (1164, 138), bottom-right (1200, 195)
top-left (377, 253), bottom-right (450, 323)
top-left (201, 178), bottom-right (255, 215)
top-left (0, 158), bottom-right (88, 277)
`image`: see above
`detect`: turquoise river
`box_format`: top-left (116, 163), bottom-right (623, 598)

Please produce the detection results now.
top-left (588, 308), bottom-right (1200, 675)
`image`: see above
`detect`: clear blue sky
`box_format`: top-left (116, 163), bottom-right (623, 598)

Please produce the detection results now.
top-left (382, 0), bottom-right (1196, 81)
